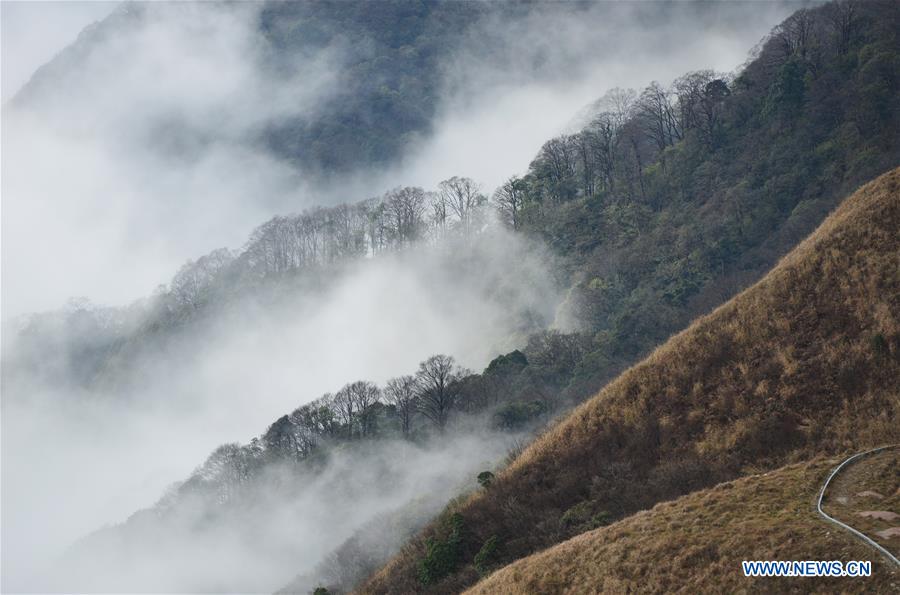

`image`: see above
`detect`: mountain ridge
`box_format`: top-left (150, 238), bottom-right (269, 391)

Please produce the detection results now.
top-left (358, 166), bottom-right (900, 592)
top-left (4, 1), bottom-right (899, 592)
top-left (466, 456), bottom-right (900, 594)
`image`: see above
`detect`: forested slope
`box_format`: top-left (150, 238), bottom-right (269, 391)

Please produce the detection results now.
top-left (359, 167), bottom-right (900, 593)
top-left (505, 0), bottom-right (900, 400)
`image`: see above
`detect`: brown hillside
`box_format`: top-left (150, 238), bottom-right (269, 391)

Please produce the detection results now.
top-left (467, 458), bottom-right (900, 594)
top-left (821, 449), bottom-right (900, 554)
top-left (359, 169), bottom-right (900, 594)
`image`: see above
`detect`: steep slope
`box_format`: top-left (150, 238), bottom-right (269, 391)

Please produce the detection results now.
top-left (517, 0), bottom-right (900, 400)
top-left (359, 168), bottom-right (900, 593)
top-left (820, 448), bottom-right (900, 554)
top-left (467, 458), bottom-right (900, 594)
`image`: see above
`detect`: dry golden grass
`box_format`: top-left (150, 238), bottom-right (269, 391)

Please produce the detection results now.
top-left (822, 449), bottom-right (900, 554)
top-left (359, 170), bottom-right (900, 594)
top-left (466, 458), bottom-right (900, 594)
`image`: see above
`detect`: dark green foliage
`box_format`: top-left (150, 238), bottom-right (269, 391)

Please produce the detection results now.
top-left (561, 501), bottom-right (611, 533)
top-left (257, 1), bottom-right (488, 175)
top-left (484, 350), bottom-right (528, 376)
top-left (502, 0), bottom-right (900, 403)
top-left (764, 59), bottom-right (807, 119)
top-left (560, 501), bottom-right (592, 528)
top-left (313, 588), bottom-right (330, 595)
top-left (473, 535), bottom-right (500, 576)
top-left (418, 513), bottom-right (464, 585)
top-left (476, 471), bottom-right (495, 489)
top-left (871, 333), bottom-right (888, 356)
top-left (492, 400), bottom-right (549, 431)
top-left (592, 511), bottom-right (612, 527)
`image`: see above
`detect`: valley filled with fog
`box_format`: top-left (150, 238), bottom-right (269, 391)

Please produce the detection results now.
top-left (1, 2), bottom-right (802, 591)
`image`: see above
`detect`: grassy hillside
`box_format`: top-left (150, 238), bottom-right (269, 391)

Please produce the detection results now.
top-left (467, 458), bottom-right (900, 594)
top-left (358, 167), bottom-right (900, 593)
top-left (821, 448), bottom-right (899, 553)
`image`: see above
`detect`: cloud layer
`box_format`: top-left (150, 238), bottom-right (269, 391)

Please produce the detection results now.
top-left (3, 1), bottom-right (800, 317)
top-left (2, 2), bottom-right (805, 591)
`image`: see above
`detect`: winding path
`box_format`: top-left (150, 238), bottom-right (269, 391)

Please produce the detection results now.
top-left (816, 445), bottom-right (900, 569)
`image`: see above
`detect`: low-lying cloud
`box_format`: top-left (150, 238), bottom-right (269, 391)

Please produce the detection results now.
top-left (395, 1), bottom-right (802, 189)
top-left (2, 228), bottom-right (557, 591)
top-left (3, 1), bottom-right (802, 317)
top-left (2, 1), bottom-right (807, 591)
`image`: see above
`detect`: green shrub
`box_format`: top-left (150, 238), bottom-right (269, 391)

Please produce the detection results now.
top-left (473, 535), bottom-right (501, 576)
top-left (561, 501), bottom-right (593, 528)
top-left (493, 400), bottom-right (549, 430)
top-left (562, 501), bottom-right (612, 532)
top-left (477, 471), bottom-right (495, 489)
top-left (418, 513), bottom-right (464, 585)
top-left (591, 511), bottom-right (612, 527)
top-left (871, 333), bottom-right (888, 356)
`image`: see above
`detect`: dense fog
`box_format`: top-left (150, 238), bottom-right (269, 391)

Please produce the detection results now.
top-left (1, 1), bottom-right (803, 592)
top-left (1, 1), bottom-right (798, 316)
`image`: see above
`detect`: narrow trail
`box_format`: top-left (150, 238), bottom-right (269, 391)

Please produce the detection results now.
top-left (816, 445), bottom-right (900, 569)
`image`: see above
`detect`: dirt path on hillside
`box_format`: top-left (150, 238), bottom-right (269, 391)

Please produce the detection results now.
top-left (820, 448), bottom-right (900, 561)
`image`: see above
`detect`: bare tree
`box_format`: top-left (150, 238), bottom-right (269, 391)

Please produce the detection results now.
top-left (312, 395), bottom-right (339, 438)
top-left (673, 70), bottom-right (730, 149)
top-left (575, 130), bottom-right (598, 197)
top-left (438, 176), bottom-right (485, 237)
top-left (262, 415), bottom-right (303, 461)
top-left (384, 186), bottom-right (427, 247)
top-left (636, 81), bottom-right (681, 153)
top-left (605, 87), bottom-right (637, 128)
top-left (333, 385), bottom-right (356, 438)
top-left (169, 248), bottom-right (234, 309)
top-left (586, 113), bottom-right (620, 194)
top-left (345, 380), bottom-right (381, 438)
top-left (415, 354), bottom-right (464, 431)
top-left (290, 395), bottom-right (338, 451)
top-left (424, 190), bottom-right (446, 241)
top-left (361, 197), bottom-right (389, 256)
top-left (824, 0), bottom-right (857, 55)
top-left (384, 375), bottom-right (419, 437)
top-left (770, 7), bottom-right (816, 64)
top-left (493, 176), bottom-right (527, 230)
top-left (534, 136), bottom-right (577, 202)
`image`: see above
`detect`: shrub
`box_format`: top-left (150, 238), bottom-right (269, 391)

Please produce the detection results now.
top-left (591, 511), bottom-right (612, 527)
top-left (473, 535), bottom-right (500, 576)
top-left (493, 400), bottom-right (549, 430)
top-left (561, 501), bottom-right (593, 529)
top-left (871, 333), bottom-right (888, 356)
top-left (562, 501), bottom-right (613, 533)
top-left (418, 513), bottom-right (464, 585)
top-left (477, 471), bottom-right (495, 489)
